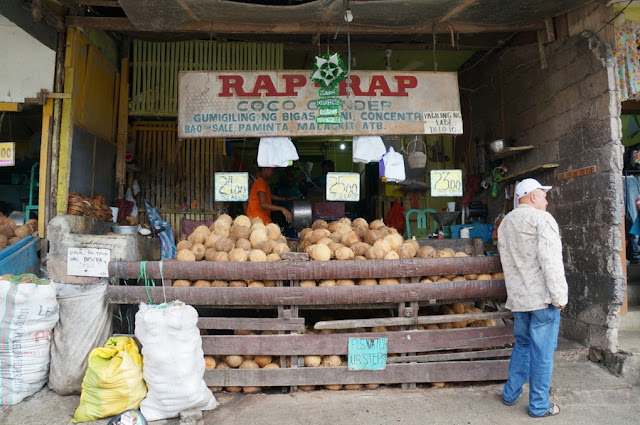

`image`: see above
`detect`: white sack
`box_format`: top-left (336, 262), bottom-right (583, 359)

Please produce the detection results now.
top-left (48, 281), bottom-right (112, 395)
top-left (257, 137), bottom-right (299, 167)
top-left (0, 279), bottom-right (59, 407)
top-left (382, 147), bottom-right (406, 182)
top-left (135, 301), bottom-right (217, 421)
top-left (352, 135), bottom-right (387, 164)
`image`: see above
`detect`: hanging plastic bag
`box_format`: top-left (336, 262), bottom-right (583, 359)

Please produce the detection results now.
top-left (0, 275), bottom-right (59, 408)
top-left (135, 301), bottom-right (218, 421)
top-left (385, 200), bottom-right (406, 233)
top-left (257, 137), bottom-right (299, 167)
top-left (352, 136), bottom-right (387, 164)
top-left (381, 147), bottom-right (406, 182)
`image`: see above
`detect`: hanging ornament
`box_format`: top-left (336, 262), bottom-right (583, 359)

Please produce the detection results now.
top-left (310, 53), bottom-right (348, 89)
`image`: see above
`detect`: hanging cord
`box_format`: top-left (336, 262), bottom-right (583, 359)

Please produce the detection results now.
top-left (138, 260), bottom-right (155, 304)
top-left (158, 260), bottom-right (167, 304)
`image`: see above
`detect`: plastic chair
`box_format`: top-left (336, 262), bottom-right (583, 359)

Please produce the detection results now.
top-left (405, 208), bottom-right (436, 239)
top-left (25, 162), bottom-right (39, 220)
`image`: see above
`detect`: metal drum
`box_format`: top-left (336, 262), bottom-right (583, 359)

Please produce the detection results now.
top-left (291, 200), bottom-right (312, 231)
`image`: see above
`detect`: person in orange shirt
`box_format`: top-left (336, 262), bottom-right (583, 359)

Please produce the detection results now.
top-left (246, 166), bottom-right (295, 224)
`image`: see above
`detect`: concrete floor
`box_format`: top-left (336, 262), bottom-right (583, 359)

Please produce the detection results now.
top-left (2, 338), bottom-right (639, 425)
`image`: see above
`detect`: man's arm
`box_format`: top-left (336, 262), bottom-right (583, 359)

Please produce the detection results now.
top-left (537, 216), bottom-right (569, 308)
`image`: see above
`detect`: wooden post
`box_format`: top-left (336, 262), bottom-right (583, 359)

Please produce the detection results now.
top-left (116, 57), bottom-right (130, 199)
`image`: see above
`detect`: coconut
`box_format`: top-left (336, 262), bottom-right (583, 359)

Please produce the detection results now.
top-left (321, 355), bottom-right (342, 367)
top-left (452, 276), bottom-right (465, 281)
top-left (262, 363), bottom-right (280, 369)
top-left (304, 355), bottom-right (322, 367)
top-left (248, 281), bottom-right (265, 288)
top-left (492, 272), bottom-right (505, 279)
top-left (406, 239), bottom-right (419, 255)
top-left (309, 228), bottom-right (331, 243)
top-left (272, 242), bottom-right (290, 255)
top-left (437, 248), bottom-right (455, 258)
top-left (253, 355), bottom-right (272, 367)
top-left (211, 280), bottom-right (229, 287)
top-left (319, 279), bottom-right (336, 287)
top-left (172, 279), bottom-right (191, 287)
top-left (341, 231), bottom-right (360, 247)
top-left (436, 277), bottom-right (452, 282)
top-left (215, 213), bottom-right (233, 225)
top-left (298, 385), bottom-right (316, 391)
top-left (427, 275), bottom-right (441, 281)
top-left (266, 253), bottom-right (280, 262)
top-left (13, 226), bottom-right (30, 239)
top-left (215, 237), bottom-right (235, 253)
top-left (204, 356), bottom-right (217, 370)
top-left (235, 238), bottom-right (252, 251)
top-left (365, 246), bottom-right (385, 260)
top-left (379, 278), bottom-right (399, 285)
top-left (352, 217), bottom-right (368, 228)
top-left (324, 385), bottom-right (343, 391)
top-left (364, 229), bottom-right (384, 245)
top-left (225, 355), bottom-right (243, 368)
top-left (227, 248), bottom-right (248, 261)
top-left (193, 280), bottom-right (210, 287)
top-left (384, 251), bottom-right (400, 260)
top-left (210, 250), bottom-right (228, 261)
top-left (266, 223), bottom-right (282, 240)
top-left (191, 243), bottom-right (206, 261)
top-left (226, 386), bottom-right (243, 392)
top-left (477, 274), bottom-right (493, 280)
top-left (454, 251), bottom-right (469, 258)
top-left (395, 245), bottom-right (413, 259)
top-left (464, 274), bottom-right (479, 280)
top-left (176, 240), bottom-right (192, 251)
top-left (371, 326), bottom-right (388, 332)
top-left (337, 279), bottom-right (355, 286)
top-left (335, 246), bottom-right (355, 260)
top-left (304, 244), bottom-right (316, 257)
top-left (251, 217), bottom-right (264, 226)
top-left (177, 249), bottom-right (196, 262)
top-left (194, 225), bottom-right (211, 237)
top-left (243, 386), bottom-right (261, 393)
top-left (385, 233), bottom-right (404, 250)
top-left (353, 224), bottom-right (369, 239)
top-left (230, 224), bottom-right (252, 240)
top-left (234, 215), bottom-right (252, 227)
top-left (263, 280), bottom-right (276, 287)
top-left (358, 279), bottom-right (377, 286)
top-left (213, 224), bottom-right (231, 239)
top-left (256, 240), bottom-right (274, 254)
top-left (251, 221), bottom-right (266, 232)
top-left (229, 280), bottom-right (248, 287)
top-left (188, 232), bottom-right (206, 245)
top-left (418, 246), bottom-right (437, 258)
top-left (249, 250), bottom-right (267, 262)
top-left (350, 242), bottom-right (370, 257)
top-left (369, 219), bottom-right (385, 230)
top-left (250, 228), bottom-right (268, 248)
top-left (204, 234), bottom-right (221, 248)
top-left (312, 219), bottom-right (328, 229)
top-left (300, 280), bottom-right (316, 287)
top-left (299, 228), bottom-right (313, 240)
top-left (419, 278), bottom-right (433, 284)
top-left (311, 244), bottom-right (331, 261)
top-left (365, 384), bottom-right (380, 390)
top-left (345, 384), bottom-right (364, 390)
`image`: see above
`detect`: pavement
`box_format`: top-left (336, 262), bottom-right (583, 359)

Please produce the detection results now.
top-left (2, 338), bottom-right (639, 425)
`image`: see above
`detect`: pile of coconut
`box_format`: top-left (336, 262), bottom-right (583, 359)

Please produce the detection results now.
top-left (0, 215), bottom-right (38, 251)
top-left (297, 218), bottom-right (474, 261)
top-left (175, 214), bottom-right (290, 262)
top-left (172, 279), bottom-right (277, 288)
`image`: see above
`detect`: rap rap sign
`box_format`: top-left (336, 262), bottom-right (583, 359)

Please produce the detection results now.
top-left (215, 172), bottom-right (249, 202)
top-left (430, 169), bottom-right (463, 197)
top-left (348, 337), bottom-right (388, 371)
top-left (326, 172), bottom-right (360, 201)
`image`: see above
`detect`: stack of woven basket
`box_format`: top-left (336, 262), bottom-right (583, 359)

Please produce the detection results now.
top-left (67, 192), bottom-right (113, 222)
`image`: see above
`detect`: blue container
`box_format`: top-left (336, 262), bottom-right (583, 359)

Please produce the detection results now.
top-left (0, 236), bottom-right (39, 276)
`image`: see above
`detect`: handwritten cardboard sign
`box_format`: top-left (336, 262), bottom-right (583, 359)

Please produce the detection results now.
top-left (430, 169), bottom-right (463, 197)
top-left (348, 337), bottom-right (388, 371)
top-left (215, 172), bottom-right (249, 202)
top-left (326, 172), bottom-right (360, 202)
top-left (67, 247), bottom-right (110, 277)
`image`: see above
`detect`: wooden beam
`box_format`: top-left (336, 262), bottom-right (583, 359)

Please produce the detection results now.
top-left (77, 0), bottom-right (121, 6)
top-left (314, 311), bottom-right (514, 329)
top-left (439, 0), bottom-right (478, 22)
top-left (282, 41), bottom-right (504, 51)
top-left (386, 348), bottom-right (512, 363)
top-left (66, 16), bottom-right (544, 35)
top-left (0, 103), bottom-right (22, 112)
top-left (198, 317), bottom-right (305, 331)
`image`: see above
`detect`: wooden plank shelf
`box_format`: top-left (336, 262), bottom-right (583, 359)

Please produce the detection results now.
top-left (496, 163), bottom-right (559, 183)
top-left (489, 145), bottom-right (534, 161)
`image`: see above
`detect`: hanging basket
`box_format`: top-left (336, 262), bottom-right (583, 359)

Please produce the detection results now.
top-left (406, 138), bottom-right (427, 169)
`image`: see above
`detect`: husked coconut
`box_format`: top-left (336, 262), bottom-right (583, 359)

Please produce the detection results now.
top-left (385, 233), bottom-right (404, 250)
top-left (379, 278), bottom-right (399, 285)
top-left (215, 213), bottom-right (233, 226)
top-left (204, 234), bottom-right (220, 248)
top-left (248, 281), bottom-right (265, 288)
top-left (226, 386), bottom-right (242, 392)
top-left (266, 223), bottom-right (282, 240)
top-left (177, 249), bottom-right (196, 262)
top-left (436, 277), bottom-right (452, 282)
top-left (492, 272), bottom-right (505, 279)
top-left (191, 243), bottom-right (206, 261)
top-left (335, 246), bottom-right (355, 260)
top-left (452, 276), bottom-right (465, 281)
top-left (322, 355), bottom-right (342, 367)
top-left (454, 251), bottom-right (469, 257)
top-left (225, 355), bottom-right (243, 368)
top-left (211, 280), bottom-right (229, 287)
top-left (204, 356), bottom-right (217, 370)
top-left (298, 385), bottom-right (315, 391)
top-left (193, 280), bottom-right (210, 287)
top-left (365, 384), bottom-right (379, 390)
top-left (256, 240), bottom-right (274, 254)
top-left (358, 279), bottom-right (377, 286)
top-left (304, 244), bottom-right (316, 257)
top-left (299, 228), bottom-right (313, 239)
top-left (230, 225), bottom-right (252, 240)
top-left (250, 228), bottom-right (268, 248)
top-left (266, 253), bottom-right (280, 262)
top-left (211, 250), bottom-right (228, 262)
top-left (345, 384), bottom-right (363, 390)
top-left (350, 242), bottom-right (370, 257)
top-left (254, 355), bottom-right (272, 367)
top-left (365, 246), bottom-right (385, 260)
top-left (406, 239), bottom-right (420, 255)
top-left (188, 232), bottom-right (206, 245)
top-left (324, 385), bottom-right (343, 390)
top-left (272, 242), bottom-right (290, 255)
top-left (213, 225), bottom-right (230, 239)
top-left (251, 222), bottom-right (266, 233)
top-left (338, 217), bottom-right (352, 226)
top-left (437, 248), bottom-right (455, 258)
top-left (215, 237), bottom-right (234, 253)
top-left (263, 280), bottom-right (276, 287)
top-left (327, 241), bottom-right (344, 254)
top-left (243, 386), bottom-right (261, 393)
top-left (194, 225), bottom-right (211, 236)
top-left (304, 355), bottom-right (322, 367)
top-left (311, 244), bottom-right (331, 261)
top-left (262, 363), bottom-right (280, 369)
top-left (383, 251), bottom-right (400, 260)
top-left (235, 238), bottom-right (252, 251)
top-left (354, 255), bottom-right (367, 260)
top-left (364, 229), bottom-right (385, 245)
top-left (249, 250), bottom-right (267, 262)
top-left (337, 279), bottom-right (355, 286)
top-left (229, 280), bottom-right (247, 287)
top-left (176, 240), bottom-right (192, 251)
top-left (352, 217), bottom-right (368, 228)
top-left (234, 215), bottom-right (252, 228)
top-left (427, 275), bottom-right (441, 281)
top-left (172, 279), bottom-right (191, 287)
top-left (371, 326), bottom-right (388, 332)
top-left (452, 302), bottom-right (468, 314)
top-left (300, 280), bottom-right (316, 287)
top-left (240, 359), bottom-right (259, 369)
top-left (369, 219), bottom-right (385, 230)
top-left (251, 217), bottom-right (264, 226)
top-left (418, 246), bottom-right (437, 258)
top-left (228, 248), bottom-right (248, 262)
top-left (477, 274), bottom-right (493, 280)
top-left (395, 245), bottom-right (413, 259)
top-left (419, 278), bottom-right (433, 283)
top-left (309, 228), bottom-right (331, 243)
top-left (319, 279), bottom-right (336, 287)
top-left (464, 274), bottom-right (479, 280)
top-left (353, 224), bottom-right (369, 239)
top-left (341, 231), bottom-right (360, 246)
top-left (311, 219), bottom-right (328, 229)
top-left (317, 237), bottom-right (333, 246)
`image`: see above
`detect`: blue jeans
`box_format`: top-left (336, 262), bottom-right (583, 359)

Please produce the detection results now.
top-left (502, 305), bottom-right (561, 416)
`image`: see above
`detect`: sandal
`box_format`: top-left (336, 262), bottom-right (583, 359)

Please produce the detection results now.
top-left (502, 395), bottom-right (520, 406)
top-left (528, 403), bottom-right (560, 418)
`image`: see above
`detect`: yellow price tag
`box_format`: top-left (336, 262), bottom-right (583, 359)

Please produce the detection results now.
top-left (430, 169), bottom-right (463, 197)
top-left (0, 142), bottom-right (15, 167)
top-left (214, 172), bottom-right (249, 201)
top-left (326, 172), bottom-right (360, 202)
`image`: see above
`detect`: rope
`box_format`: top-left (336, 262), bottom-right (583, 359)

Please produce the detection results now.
top-left (137, 260), bottom-right (155, 304)
top-left (6, 273), bottom-right (49, 285)
top-left (159, 260), bottom-right (167, 304)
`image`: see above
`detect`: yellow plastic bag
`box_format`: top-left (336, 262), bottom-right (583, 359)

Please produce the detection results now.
top-left (72, 336), bottom-right (147, 423)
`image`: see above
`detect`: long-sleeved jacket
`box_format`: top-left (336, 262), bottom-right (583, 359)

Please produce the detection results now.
top-left (497, 204), bottom-right (569, 312)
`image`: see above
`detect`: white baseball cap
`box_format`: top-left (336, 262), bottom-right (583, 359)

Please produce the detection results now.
top-left (514, 178), bottom-right (552, 199)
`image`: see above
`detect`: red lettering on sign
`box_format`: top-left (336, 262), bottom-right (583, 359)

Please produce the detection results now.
top-left (364, 76), bottom-right (394, 96)
top-left (337, 75), bottom-right (419, 96)
top-left (393, 76), bottom-right (418, 96)
top-left (250, 75), bottom-right (282, 96)
top-left (219, 75), bottom-right (248, 97)
top-left (281, 75), bottom-right (307, 96)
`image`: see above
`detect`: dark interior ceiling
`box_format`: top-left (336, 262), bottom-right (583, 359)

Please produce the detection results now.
top-left (43, 0), bottom-right (596, 53)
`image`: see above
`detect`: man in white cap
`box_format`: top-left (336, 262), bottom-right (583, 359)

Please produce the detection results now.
top-left (497, 178), bottom-right (568, 418)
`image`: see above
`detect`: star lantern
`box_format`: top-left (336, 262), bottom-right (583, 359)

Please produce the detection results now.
top-left (310, 53), bottom-right (348, 89)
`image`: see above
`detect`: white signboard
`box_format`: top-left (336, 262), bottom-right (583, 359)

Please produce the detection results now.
top-left (178, 70), bottom-right (462, 138)
top-left (430, 169), bottom-right (463, 197)
top-left (67, 247), bottom-right (110, 277)
top-left (326, 172), bottom-right (360, 202)
top-left (214, 172), bottom-right (249, 201)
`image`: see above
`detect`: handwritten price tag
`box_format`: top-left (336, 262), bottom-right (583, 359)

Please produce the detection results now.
top-left (215, 172), bottom-right (249, 202)
top-left (67, 247), bottom-right (110, 277)
top-left (430, 169), bottom-right (463, 197)
top-left (0, 142), bottom-right (15, 167)
top-left (326, 172), bottom-right (360, 202)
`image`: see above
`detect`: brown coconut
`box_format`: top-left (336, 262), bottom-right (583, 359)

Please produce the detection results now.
top-left (172, 279), bottom-right (191, 287)
top-left (176, 249), bottom-right (196, 262)
top-left (204, 356), bottom-right (217, 370)
top-left (337, 279), bottom-right (355, 286)
top-left (379, 278), bottom-right (400, 285)
top-left (321, 355), bottom-right (342, 367)
top-left (215, 237), bottom-right (235, 253)
top-left (341, 231), bottom-right (360, 246)
top-left (358, 279), bottom-right (377, 286)
top-left (234, 215), bottom-right (252, 228)
top-left (311, 244), bottom-right (331, 261)
top-left (335, 246), bottom-right (355, 260)
top-left (304, 355), bottom-right (322, 367)
top-left (256, 240), bottom-right (274, 255)
top-left (477, 274), bottom-right (493, 280)
top-left (249, 249), bottom-right (267, 262)
top-left (437, 248), bottom-right (455, 258)
top-left (213, 224), bottom-right (231, 239)
top-left (230, 224), bottom-right (252, 241)
top-left (352, 217), bottom-right (368, 228)
top-left (194, 225), bottom-right (211, 237)
top-left (176, 240), bottom-right (192, 251)
top-left (300, 280), bottom-right (317, 287)
top-left (369, 219), bottom-right (385, 230)
top-left (299, 228), bottom-right (313, 240)
top-left (215, 213), bottom-right (233, 225)
top-left (235, 238), bottom-right (252, 251)
top-left (210, 250), bottom-right (228, 262)
top-left (204, 234), bottom-right (220, 248)
top-left (312, 219), bottom-right (328, 230)
top-left (365, 246), bottom-right (385, 260)
top-left (229, 280), bottom-right (248, 287)
top-left (266, 223), bottom-right (282, 240)
top-left (350, 242), bottom-right (370, 257)
top-left (309, 228), bottom-right (331, 244)
top-left (384, 251), bottom-right (400, 260)
top-left (250, 217), bottom-right (264, 226)
top-left (353, 224), bottom-right (369, 239)
top-left (191, 243), bottom-right (206, 261)
top-left (418, 246), bottom-right (437, 258)
top-left (225, 355), bottom-right (244, 368)
top-left (188, 232), bottom-right (206, 245)
top-left (364, 229), bottom-right (385, 246)
top-left (211, 280), bottom-right (229, 287)
top-left (250, 228), bottom-right (268, 248)
top-left (319, 279), bottom-right (336, 287)
top-left (266, 253), bottom-right (280, 262)
top-left (193, 280), bottom-right (211, 287)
